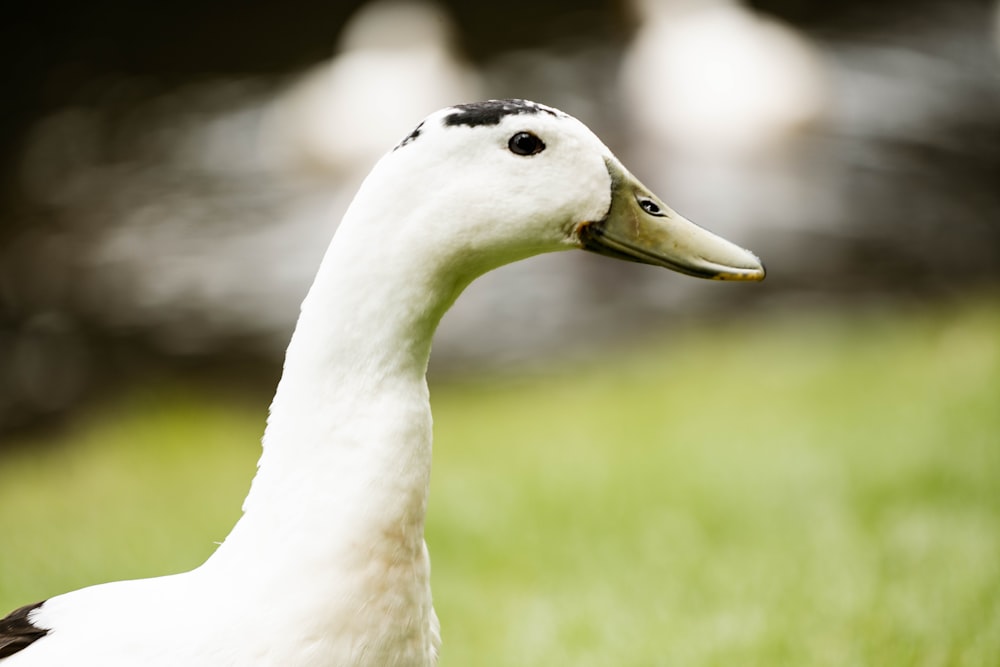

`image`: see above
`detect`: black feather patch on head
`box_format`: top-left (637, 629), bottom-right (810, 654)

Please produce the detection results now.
top-left (443, 99), bottom-right (561, 128)
top-left (0, 600), bottom-right (49, 659)
top-left (394, 121), bottom-right (424, 150)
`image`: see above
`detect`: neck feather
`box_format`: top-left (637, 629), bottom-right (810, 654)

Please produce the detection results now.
top-left (207, 192), bottom-right (466, 580)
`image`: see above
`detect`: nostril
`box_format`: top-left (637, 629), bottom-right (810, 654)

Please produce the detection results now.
top-left (637, 196), bottom-right (665, 217)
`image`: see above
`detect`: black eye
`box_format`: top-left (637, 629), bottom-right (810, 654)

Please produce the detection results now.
top-left (508, 132), bottom-right (545, 156)
top-left (638, 197), bottom-right (665, 217)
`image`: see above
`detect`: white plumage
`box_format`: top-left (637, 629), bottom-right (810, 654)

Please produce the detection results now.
top-left (0, 99), bottom-right (763, 666)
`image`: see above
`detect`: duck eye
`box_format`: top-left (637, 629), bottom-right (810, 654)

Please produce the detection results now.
top-left (638, 197), bottom-right (665, 217)
top-left (508, 132), bottom-right (545, 156)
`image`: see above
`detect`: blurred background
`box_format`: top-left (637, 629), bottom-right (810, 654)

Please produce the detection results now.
top-left (1, 0), bottom-right (998, 664)
top-left (2, 0), bottom-right (999, 429)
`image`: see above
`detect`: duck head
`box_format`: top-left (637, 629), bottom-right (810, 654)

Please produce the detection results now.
top-left (357, 99), bottom-right (765, 284)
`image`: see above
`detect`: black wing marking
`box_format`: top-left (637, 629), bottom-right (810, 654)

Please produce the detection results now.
top-left (0, 600), bottom-right (49, 659)
top-left (442, 99), bottom-right (561, 128)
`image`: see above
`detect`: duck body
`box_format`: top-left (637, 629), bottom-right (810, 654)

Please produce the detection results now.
top-left (0, 100), bottom-right (763, 666)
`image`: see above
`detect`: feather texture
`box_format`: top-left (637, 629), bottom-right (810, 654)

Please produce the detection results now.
top-left (0, 602), bottom-right (47, 659)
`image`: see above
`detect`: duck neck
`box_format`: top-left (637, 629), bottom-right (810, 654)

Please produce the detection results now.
top-left (208, 203), bottom-right (466, 585)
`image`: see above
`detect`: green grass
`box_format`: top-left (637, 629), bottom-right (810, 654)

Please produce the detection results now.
top-left (2, 299), bottom-right (999, 665)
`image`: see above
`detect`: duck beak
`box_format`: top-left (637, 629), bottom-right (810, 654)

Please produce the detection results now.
top-left (579, 161), bottom-right (765, 281)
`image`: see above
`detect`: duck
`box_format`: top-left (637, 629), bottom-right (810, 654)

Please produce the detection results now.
top-left (0, 99), bottom-right (764, 666)
top-left (264, 0), bottom-right (479, 178)
top-left (621, 0), bottom-right (827, 156)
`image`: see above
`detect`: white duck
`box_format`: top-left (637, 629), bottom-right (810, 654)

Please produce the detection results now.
top-left (0, 99), bottom-right (764, 666)
top-left (264, 0), bottom-right (479, 178)
top-left (621, 0), bottom-right (827, 155)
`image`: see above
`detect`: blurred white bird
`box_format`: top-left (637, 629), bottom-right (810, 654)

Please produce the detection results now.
top-left (262, 0), bottom-right (480, 178)
top-left (620, 0), bottom-right (828, 156)
top-left (81, 0), bottom-right (480, 355)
